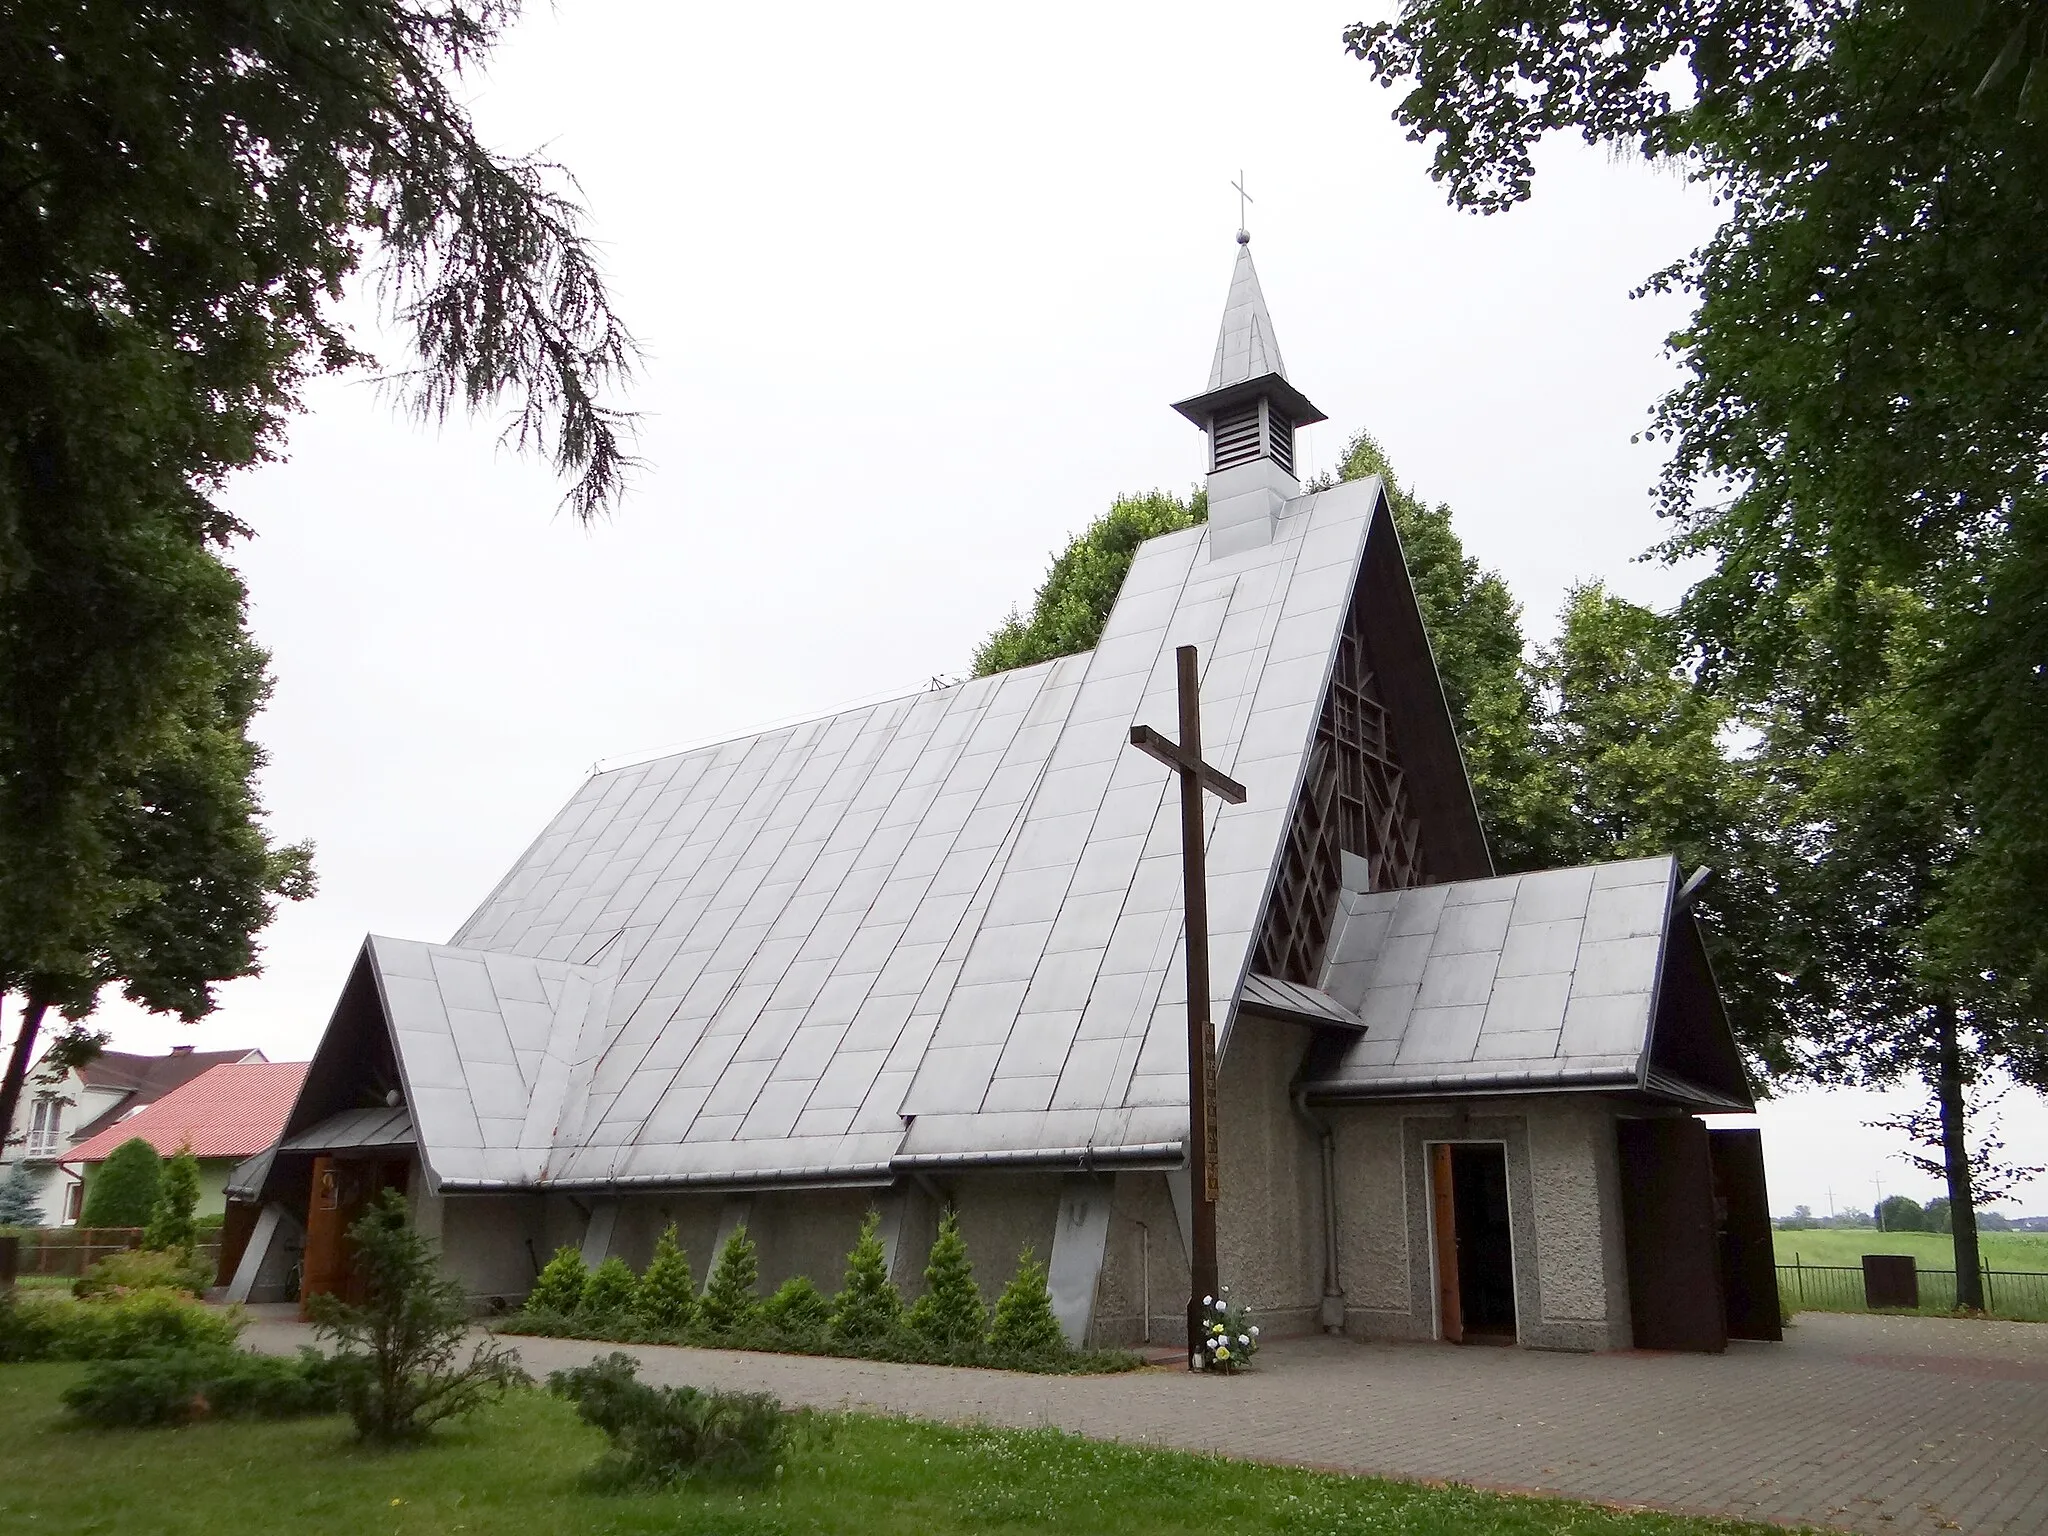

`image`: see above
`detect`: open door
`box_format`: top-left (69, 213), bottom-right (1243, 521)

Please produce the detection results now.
top-left (1430, 1144), bottom-right (1463, 1343)
top-left (1431, 1143), bottom-right (1518, 1343)
top-left (1617, 1116), bottom-right (1727, 1351)
top-left (1709, 1128), bottom-right (1783, 1341)
top-left (299, 1155), bottom-right (411, 1315)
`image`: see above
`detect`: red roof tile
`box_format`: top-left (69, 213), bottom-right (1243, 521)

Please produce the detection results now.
top-left (62, 1062), bottom-right (307, 1164)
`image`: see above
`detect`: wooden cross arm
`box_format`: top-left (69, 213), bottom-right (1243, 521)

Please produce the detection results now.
top-left (1128, 724), bottom-right (1247, 804)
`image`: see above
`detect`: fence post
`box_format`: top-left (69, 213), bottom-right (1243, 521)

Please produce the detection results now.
top-left (1985, 1267), bottom-right (1995, 1314)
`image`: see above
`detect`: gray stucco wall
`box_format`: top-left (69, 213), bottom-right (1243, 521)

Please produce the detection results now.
top-left (1326, 1096), bottom-right (1633, 1352)
top-left (1214, 1014), bottom-right (1325, 1338)
top-left (1093, 1170), bottom-right (1190, 1347)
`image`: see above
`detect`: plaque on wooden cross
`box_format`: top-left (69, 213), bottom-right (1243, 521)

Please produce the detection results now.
top-left (1128, 643), bottom-right (1245, 1367)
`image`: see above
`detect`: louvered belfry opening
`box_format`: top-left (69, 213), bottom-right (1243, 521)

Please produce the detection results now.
top-left (1209, 400), bottom-right (1296, 478)
top-left (1254, 576), bottom-right (1427, 985)
top-left (1211, 403), bottom-right (1262, 472)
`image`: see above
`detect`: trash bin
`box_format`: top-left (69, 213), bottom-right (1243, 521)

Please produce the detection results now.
top-left (1863, 1253), bottom-right (1918, 1309)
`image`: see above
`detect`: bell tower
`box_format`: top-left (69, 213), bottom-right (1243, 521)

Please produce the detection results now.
top-left (1172, 232), bottom-right (1326, 560)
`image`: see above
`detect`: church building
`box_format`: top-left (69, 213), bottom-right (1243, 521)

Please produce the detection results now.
top-left (228, 237), bottom-right (1781, 1354)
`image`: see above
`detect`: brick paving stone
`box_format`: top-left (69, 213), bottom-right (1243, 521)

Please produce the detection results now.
top-left (240, 1310), bottom-right (2048, 1535)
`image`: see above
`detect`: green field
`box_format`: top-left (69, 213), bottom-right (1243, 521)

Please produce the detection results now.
top-left (1772, 1228), bottom-right (2048, 1271)
top-left (0, 1362), bottom-right (1796, 1536)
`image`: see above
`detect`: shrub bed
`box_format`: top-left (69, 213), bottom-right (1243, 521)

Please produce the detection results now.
top-left (61, 1346), bottom-right (344, 1428)
top-left (547, 1351), bottom-right (791, 1485)
top-left (499, 1211), bottom-right (1142, 1375)
top-left (0, 1289), bottom-right (242, 1363)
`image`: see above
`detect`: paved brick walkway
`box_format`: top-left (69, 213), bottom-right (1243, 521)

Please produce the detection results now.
top-left (244, 1311), bottom-right (2048, 1535)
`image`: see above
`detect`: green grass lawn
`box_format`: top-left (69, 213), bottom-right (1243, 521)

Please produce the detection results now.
top-left (1772, 1228), bottom-right (2048, 1271)
top-left (0, 1362), bottom-right (1798, 1536)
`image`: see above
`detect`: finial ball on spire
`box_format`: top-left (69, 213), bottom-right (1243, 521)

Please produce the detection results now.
top-left (1236, 228), bottom-right (1250, 245)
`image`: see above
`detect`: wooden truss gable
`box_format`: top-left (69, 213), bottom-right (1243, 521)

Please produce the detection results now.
top-left (1252, 493), bottom-right (1493, 986)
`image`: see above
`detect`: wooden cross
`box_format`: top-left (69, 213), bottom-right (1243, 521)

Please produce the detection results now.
top-left (1128, 644), bottom-right (1245, 1369)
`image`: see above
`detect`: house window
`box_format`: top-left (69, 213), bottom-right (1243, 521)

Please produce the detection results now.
top-left (27, 1098), bottom-right (60, 1157)
top-left (64, 1182), bottom-right (82, 1223)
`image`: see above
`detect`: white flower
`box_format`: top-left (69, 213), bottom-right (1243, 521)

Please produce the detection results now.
top-left (1239, 1334), bottom-right (1249, 1346)
top-left (1212, 1298), bottom-right (1227, 1312)
top-left (1202, 1295), bottom-right (1213, 1306)
top-left (1249, 1325), bottom-right (1259, 1336)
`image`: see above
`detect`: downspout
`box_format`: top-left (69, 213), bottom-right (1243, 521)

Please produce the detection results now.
top-left (1291, 1084), bottom-right (1345, 1334)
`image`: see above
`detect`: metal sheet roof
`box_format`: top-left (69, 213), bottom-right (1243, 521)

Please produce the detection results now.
top-left (1308, 856), bottom-right (1678, 1098)
top-left (333, 477), bottom-right (1388, 1191)
top-left (281, 1105), bottom-right (417, 1153)
top-left (1238, 971), bottom-right (1364, 1033)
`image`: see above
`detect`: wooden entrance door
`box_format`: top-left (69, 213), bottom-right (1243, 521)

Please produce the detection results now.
top-left (299, 1156), bottom-right (411, 1315)
top-left (1430, 1144), bottom-right (1463, 1343)
top-left (1708, 1127), bottom-right (1784, 1341)
top-left (1616, 1116), bottom-right (1727, 1351)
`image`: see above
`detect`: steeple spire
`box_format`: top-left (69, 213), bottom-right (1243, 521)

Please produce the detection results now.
top-left (1172, 235), bottom-right (1326, 559)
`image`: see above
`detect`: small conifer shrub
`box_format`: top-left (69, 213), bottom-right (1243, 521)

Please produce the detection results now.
top-left (986, 1245), bottom-right (1067, 1361)
top-left (907, 1208), bottom-right (985, 1351)
top-left (581, 1255), bottom-right (639, 1316)
top-left (0, 1161), bottom-right (45, 1226)
top-left (78, 1137), bottom-right (162, 1229)
top-left (144, 1145), bottom-right (202, 1251)
top-left (527, 1245), bottom-right (588, 1314)
top-left (697, 1224), bottom-right (761, 1335)
top-left (761, 1275), bottom-right (831, 1338)
top-left (635, 1225), bottom-right (696, 1330)
top-left (549, 1352), bottom-right (787, 1485)
top-left (830, 1210), bottom-right (904, 1346)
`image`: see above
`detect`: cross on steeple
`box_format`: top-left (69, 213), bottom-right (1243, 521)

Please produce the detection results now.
top-left (1129, 644), bottom-right (1246, 1370)
top-left (1231, 171), bottom-right (1253, 241)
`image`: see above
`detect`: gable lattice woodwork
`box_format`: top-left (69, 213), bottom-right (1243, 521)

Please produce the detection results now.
top-left (1254, 584), bottom-right (1426, 984)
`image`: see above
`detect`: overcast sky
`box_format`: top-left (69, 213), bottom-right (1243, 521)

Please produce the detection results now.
top-left (22, 0), bottom-right (2040, 1217)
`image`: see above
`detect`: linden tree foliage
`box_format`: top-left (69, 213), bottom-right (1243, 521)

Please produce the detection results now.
top-left (1345, 0), bottom-right (2048, 1003)
top-left (971, 490), bottom-right (1206, 676)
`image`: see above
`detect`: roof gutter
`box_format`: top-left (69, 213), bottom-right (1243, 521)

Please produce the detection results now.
top-left (431, 1142), bottom-right (1187, 1196)
top-left (1303, 1063), bottom-right (1642, 1103)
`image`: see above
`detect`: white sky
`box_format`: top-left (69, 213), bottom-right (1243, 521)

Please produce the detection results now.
top-left (22, 0), bottom-right (2040, 1217)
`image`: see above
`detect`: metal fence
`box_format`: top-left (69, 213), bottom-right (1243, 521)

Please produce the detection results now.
top-left (1777, 1259), bottom-right (2048, 1322)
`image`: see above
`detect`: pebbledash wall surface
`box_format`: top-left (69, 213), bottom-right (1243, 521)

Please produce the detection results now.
top-left (228, 237), bottom-right (1767, 1355)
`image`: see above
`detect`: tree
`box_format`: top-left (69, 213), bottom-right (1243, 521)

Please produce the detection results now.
top-left (308, 1190), bottom-right (526, 1443)
top-left (1876, 1195), bottom-right (1928, 1233)
top-left (635, 1225), bottom-right (697, 1331)
top-left (1321, 430), bottom-right (1569, 873)
top-left (697, 1225), bottom-right (761, 1336)
top-left (985, 1246), bottom-right (1066, 1359)
top-left (144, 1144), bottom-right (201, 1251)
top-left (580, 1255), bottom-right (638, 1316)
top-left (907, 1208), bottom-right (986, 1352)
top-left (972, 490), bottom-right (1205, 676)
top-left (78, 1138), bottom-right (161, 1229)
top-left (760, 1275), bottom-right (832, 1338)
top-left (1, 0), bottom-right (635, 1138)
top-left (1343, 0), bottom-right (2048, 1039)
top-left (0, 1162), bottom-right (44, 1227)
top-left (527, 1245), bottom-right (588, 1314)
top-left (0, 555), bottom-right (316, 1148)
top-left (829, 1210), bottom-right (904, 1347)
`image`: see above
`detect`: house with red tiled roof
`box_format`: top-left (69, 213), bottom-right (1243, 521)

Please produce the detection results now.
top-left (61, 1062), bottom-right (308, 1223)
top-left (2, 1043), bottom-right (267, 1226)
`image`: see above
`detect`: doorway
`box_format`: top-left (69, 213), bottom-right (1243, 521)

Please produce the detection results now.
top-left (299, 1154), bottom-right (411, 1315)
top-left (1430, 1143), bottom-right (1517, 1344)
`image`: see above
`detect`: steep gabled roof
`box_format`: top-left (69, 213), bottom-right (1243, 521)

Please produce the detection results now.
top-left (281, 473), bottom-right (1509, 1194)
top-left (1306, 855), bottom-right (1753, 1110)
top-left (63, 1061), bottom-right (307, 1163)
